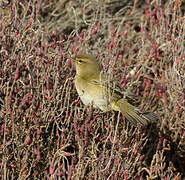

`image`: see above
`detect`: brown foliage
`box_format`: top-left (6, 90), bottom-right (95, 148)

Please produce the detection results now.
top-left (0, 0), bottom-right (184, 179)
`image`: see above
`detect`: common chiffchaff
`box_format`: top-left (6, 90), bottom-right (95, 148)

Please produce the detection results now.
top-left (74, 54), bottom-right (158, 126)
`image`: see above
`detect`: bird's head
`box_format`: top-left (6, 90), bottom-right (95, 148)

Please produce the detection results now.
top-left (74, 54), bottom-right (100, 79)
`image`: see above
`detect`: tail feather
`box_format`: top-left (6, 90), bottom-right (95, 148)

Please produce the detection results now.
top-left (114, 99), bottom-right (158, 126)
top-left (124, 111), bottom-right (148, 127)
top-left (141, 112), bottom-right (158, 122)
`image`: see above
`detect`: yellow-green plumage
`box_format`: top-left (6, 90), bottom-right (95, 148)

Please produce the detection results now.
top-left (74, 54), bottom-right (158, 126)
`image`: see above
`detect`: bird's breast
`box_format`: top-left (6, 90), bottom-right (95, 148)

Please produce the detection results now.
top-left (75, 76), bottom-right (110, 111)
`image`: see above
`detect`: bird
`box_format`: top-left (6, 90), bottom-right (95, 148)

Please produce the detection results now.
top-left (73, 54), bottom-right (158, 127)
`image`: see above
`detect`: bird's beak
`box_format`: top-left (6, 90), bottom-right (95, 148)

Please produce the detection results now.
top-left (72, 58), bottom-right (77, 70)
top-left (72, 56), bottom-right (77, 63)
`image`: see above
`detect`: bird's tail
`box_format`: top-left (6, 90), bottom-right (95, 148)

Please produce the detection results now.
top-left (112, 99), bottom-right (158, 127)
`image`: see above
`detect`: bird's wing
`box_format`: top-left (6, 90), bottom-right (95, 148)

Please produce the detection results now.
top-left (89, 76), bottom-right (138, 101)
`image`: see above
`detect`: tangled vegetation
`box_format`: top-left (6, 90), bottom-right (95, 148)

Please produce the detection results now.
top-left (0, 0), bottom-right (184, 179)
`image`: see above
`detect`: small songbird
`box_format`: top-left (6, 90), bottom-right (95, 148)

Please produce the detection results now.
top-left (74, 54), bottom-right (158, 126)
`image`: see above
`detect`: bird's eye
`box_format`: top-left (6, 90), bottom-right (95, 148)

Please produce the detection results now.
top-left (78, 59), bottom-right (83, 63)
